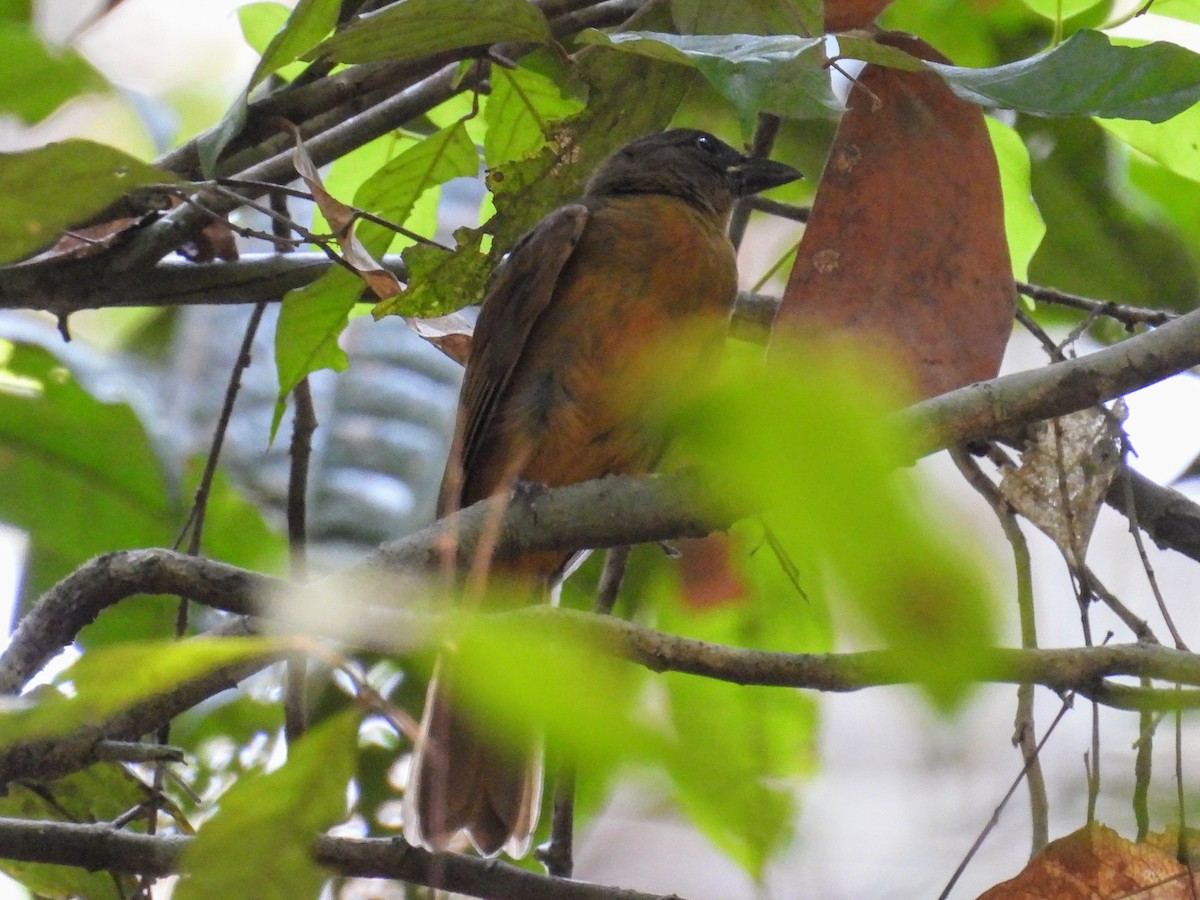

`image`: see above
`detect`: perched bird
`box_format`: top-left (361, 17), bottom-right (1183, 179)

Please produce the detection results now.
top-left (405, 129), bottom-right (801, 858)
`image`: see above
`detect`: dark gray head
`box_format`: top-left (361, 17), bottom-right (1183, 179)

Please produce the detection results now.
top-left (585, 129), bottom-right (802, 216)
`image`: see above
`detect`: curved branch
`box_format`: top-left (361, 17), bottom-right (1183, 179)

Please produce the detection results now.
top-left (0, 648), bottom-right (274, 786)
top-left (0, 475), bottom-right (727, 694)
top-left (0, 550), bottom-right (277, 694)
top-left (904, 306), bottom-right (1200, 454)
top-left (0, 817), bottom-right (684, 900)
top-left (9, 466), bottom-right (1200, 702)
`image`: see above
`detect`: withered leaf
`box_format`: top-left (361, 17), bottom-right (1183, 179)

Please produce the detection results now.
top-left (998, 403), bottom-right (1125, 569)
top-left (772, 32), bottom-right (1016, 401)
top-left (979, 823), bottom-right (1198, 899)
top-left (284, 122), bottom-right (401, 301)
top-left (404, 307), bottom-right (478, 366)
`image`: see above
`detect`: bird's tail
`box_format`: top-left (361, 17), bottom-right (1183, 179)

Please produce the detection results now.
top-left (404, 659), bottom-right (542, 858)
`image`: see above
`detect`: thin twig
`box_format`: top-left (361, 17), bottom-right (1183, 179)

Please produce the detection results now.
top-left (951, 447), bottom-right (1048, 853)
top-left (728, 113), bottom-right (782, 249)
top-left (1121, 460), bottom-right (1188, 651)
top-left (1017, 281), bottom-right (1177, 328)
top-left (280, 185), bottom-right (316, 744)
top-left (1179, 699), bottom-right (1197, 899)
top-left (594, 546), bottom-right (631, 617)
top-left (1134, 702), bottom-right (1157, 841)
top-left (938, 698), bottom-right (1074, 900)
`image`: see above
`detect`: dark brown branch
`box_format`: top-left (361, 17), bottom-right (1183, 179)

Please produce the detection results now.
top-left (1017, 281), bottom-right (1177, 327)
top-left (0, 817), bottom-right (683, 900)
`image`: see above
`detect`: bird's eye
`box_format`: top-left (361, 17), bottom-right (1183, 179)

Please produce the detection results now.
top-left (694, 134), bottom-right (719, 154)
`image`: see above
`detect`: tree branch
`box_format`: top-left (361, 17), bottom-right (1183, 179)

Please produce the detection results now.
top-left (904, 305), bottom-right (1200, 454)
top-left (0, 817), bottom-right (682, 900)
top-left (0, 650), bottom-right (274, 786)
top-left (0, 550), bottom-right (275, 694)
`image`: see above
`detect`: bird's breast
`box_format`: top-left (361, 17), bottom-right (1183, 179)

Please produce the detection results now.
top-left (500, 195), bottom-right (737, 468)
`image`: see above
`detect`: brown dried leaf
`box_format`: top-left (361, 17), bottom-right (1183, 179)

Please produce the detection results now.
top-left (676, 534), bottom-right (749, 610)
top-left (22, 216), bottom-right (148, 264)
top-left (825, 0), bottom-right (896, 30)
top-left (404, 308), bottom-right (478, 366)
top-left (998, 403), bottom-right (1125, 569)
top-left (773, 32), bottom-right (1016, 401)
top-left (182, 218), bottom-right (239, 263)
top-left (284, 121), bottom-right (401, 301)
top-left (979, 823), bottom-right (1197, 899)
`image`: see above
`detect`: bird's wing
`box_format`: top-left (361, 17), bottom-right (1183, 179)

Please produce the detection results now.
top-left (440, 204), bottom-right (590, 512)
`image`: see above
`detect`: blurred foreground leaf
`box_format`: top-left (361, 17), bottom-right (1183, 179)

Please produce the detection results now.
top-left (650, 342), bottom-right (997, 708)
top-left (175, 709), bottom-right (359, 900)
top-left (0, 639), bottom-right (280, 748)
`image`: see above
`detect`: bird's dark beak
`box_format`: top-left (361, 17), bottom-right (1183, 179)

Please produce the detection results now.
top-left (730, 156), bottom-right (803, 197)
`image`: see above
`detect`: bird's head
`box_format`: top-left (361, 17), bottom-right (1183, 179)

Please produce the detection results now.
top-left (585, 129), bottom-right (802, 216)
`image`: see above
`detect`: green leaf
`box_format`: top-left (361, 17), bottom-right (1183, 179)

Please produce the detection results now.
top-left (310, 0), bottom-right (552, 65)
top-left (986, 117), bottom-right (1044, 281)
top-left (274, 267), bottom-right (359, 404)
top-left (578, 30), bottom-right (837, 130)
top-left (200, 0), bottom-right (340, 175)
top-left (238, 2), bottom-right (291, 56)
top-left (0, 341), bottom-right (174, 600)
top-left (484, 21), bottom-right (693, 251)
top-left (354, 120), bottom-right (478, 254)
top-left (1020, 0), bottom-right (1106, 20)
top-left (175, 710), bottom-right (359, 900)
top-left (879, 0), bottom-right (1040, 69)
top-left (378, 227), bottom-right (492, 318)
top-left (930, 29), bottom-right (1200, 122)
top-left (484, 58), bottom-right (587, 167)
top-left (653, 347), bottom-right (997, 709)
top-left (670, 0), bottom-right (823, 37)
top-left (0, 765), bottom-right (146, 898)
top-left (251, 0), bottom-right (340, 84)
top-left (1101, 98), bottom-right (1200, 185)
top-left (0, 639), bottom-right (279, 748)
top-left (308, 132), bottom-right (420, 238)
top-left (0, 23), bottom-right (107, 123)
top-left (1153, 0), bottom-right (1200, 23)
top-left (653, 523), bottom-right (825, 875)
top-left (1127, 153), bottom-right (1200, 282)
top-left (276, 123), bottom-right (478, 401)
top-left (0, 141), bottom-right (181, 264)
top-left (450, 612), bottom-right (664, 770)
top-left (1024, 116), bottom-right (1199, 310)
top-left (0, 340), bottom-right (285, 613)
top-left (0, 0), bottom-right (31, 23)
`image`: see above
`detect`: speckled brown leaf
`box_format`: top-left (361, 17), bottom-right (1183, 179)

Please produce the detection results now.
top-left (773, 32), bottom-right (1016, 401)
top-left (825, 0), bottom-right (896, 30)
top-left (998, 403), bottom-right (1125, 569)
top-left (979, 823), bottom-right (1198, 898)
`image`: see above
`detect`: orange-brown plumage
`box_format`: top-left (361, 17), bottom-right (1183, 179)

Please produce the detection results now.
top-left (405, 129), bottom-right (800, 858)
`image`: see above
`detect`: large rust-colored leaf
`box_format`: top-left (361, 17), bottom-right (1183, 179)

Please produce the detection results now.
top-left (824, 0), bottom-right (896, 30)
top-left (980, 823), bottom-right (1199, 898)
top-left (773, 32), bottom-right (1015, 400)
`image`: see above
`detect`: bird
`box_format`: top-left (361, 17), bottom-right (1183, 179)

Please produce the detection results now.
top-left (404, 128), bottom-right (801, 858)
